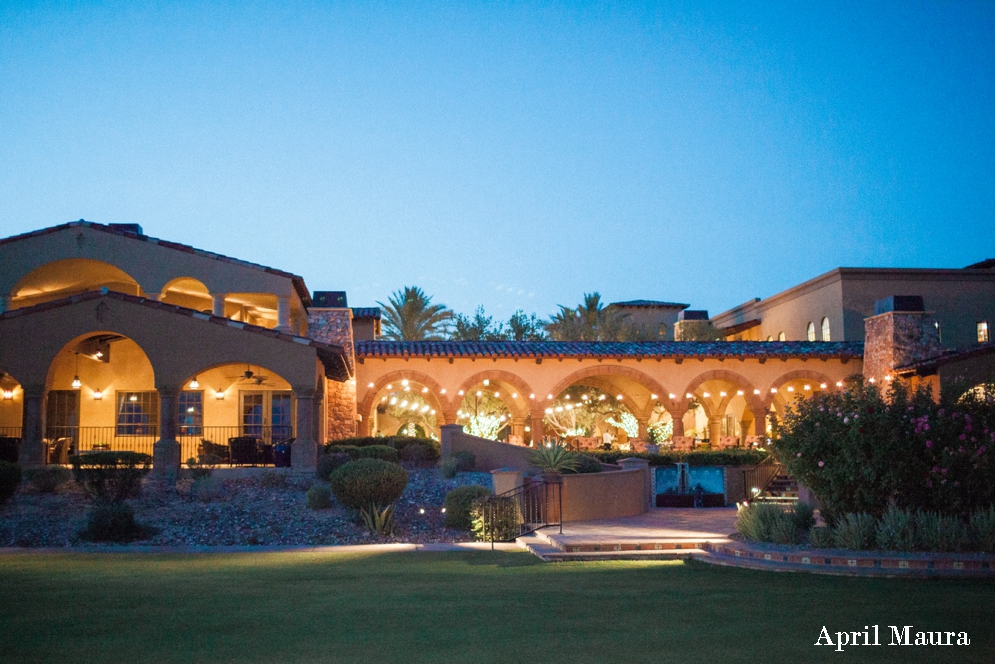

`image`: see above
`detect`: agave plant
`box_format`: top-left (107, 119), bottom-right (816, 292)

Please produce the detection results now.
top-left (360, 503), bottom-right (396, 536)
top-left (528, 440), bottom-right (580, 474)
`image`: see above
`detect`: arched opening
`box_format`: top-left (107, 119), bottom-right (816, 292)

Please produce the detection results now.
top-left (806, 322), bottom-right (816, 342)
top-left (43, 333), bottom-right (156, 462)
top-left (160, 277), bottom-right (213, 312)
top-left (10, 258), bottom-right (143, 309)
top-left (225, 293), bottom-right (280, 329)
top-left (452, 373), bottom-right (535, 444)
top-left (821, 317), bottom-right (831, 341)
top-left (363, 376), bottom-right (447, 440)
top-left (177, 363), bottom-right (295, 464)
top-left (678, 371), bottom-right (764, 448)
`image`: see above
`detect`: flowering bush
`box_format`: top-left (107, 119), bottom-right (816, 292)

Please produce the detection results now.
top-left (773, 381), bottom-right (995, 522)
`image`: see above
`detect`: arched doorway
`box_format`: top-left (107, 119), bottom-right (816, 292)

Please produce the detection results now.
top-left (363, 375), bottom-right (447, 439)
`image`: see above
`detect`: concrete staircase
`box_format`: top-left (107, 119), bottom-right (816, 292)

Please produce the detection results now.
top-left (753, 473), bottom-right (799, 504)
top-left (517, 527), bottom-right (726, 562)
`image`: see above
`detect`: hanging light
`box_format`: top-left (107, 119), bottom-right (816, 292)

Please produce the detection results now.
top-left (189, 377), bottom-right (200, 389)
top-left (71, 352), bottom-right (81, 389)
top-left (3, 390), bottom-right (14, 400)
top-left (483, 379), bottom-right (490, 386)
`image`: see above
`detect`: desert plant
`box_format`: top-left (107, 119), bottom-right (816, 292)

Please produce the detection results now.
top-left (528, 442), bottom-right (579, 474)
top-left (471, 496), bottom-right (519, 541)
top-left (439, 457), bottom-right (459, 479)
top-left (359, 503), bottom-right (396, 536)
top-left (191, 476), bottom-right (226, 502)
top-left (832, 513), bottom-right (877, 550)
top-left (70, 452), bottom-right (151, 503)
top-left (568, 454), bottom-right (603, 474)
top-left (0, 460), bottom-right (22, 504)
top-left (23, 465), bottom-right (70, 493)
top-left (305, 484), bottom-right (333, 510)
top-left (354, 445), bottom-right (400, 463)
top-left (808, 526), bottom-right (834, 549)
top-left (444, 485), bottom-right (491, 530)
top-left (791, 502), bottom-right (816, 532)
top-left (317, 452), bottom-right (352, 481)
top-left (769, 513), bottom-right (800, 544)
top-left (875, 507), bottom-right (916, 551)
top-left (452, 451), bottom-right (476, 472)
top-left (914, 511), bottom-right (966, 552)
top-left (735, 502), bottom-right (794, 543)
top-left (970, 506), bottom-right (995, 553)
top-left (329, 459), bottom-right (408, 511)
top-left (79, 503), bottom-right (146, 542)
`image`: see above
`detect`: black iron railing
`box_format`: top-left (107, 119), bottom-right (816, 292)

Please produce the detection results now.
top-left (743, 455), bottom-right (783, 502)
top-left (479, 476), bottom-right (562, 550)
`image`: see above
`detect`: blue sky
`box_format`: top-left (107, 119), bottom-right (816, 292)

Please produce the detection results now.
top-left (1, 2), bottom-right (993, 318)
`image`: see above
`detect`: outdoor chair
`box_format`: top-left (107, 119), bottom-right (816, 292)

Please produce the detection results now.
top-left (228, 436), bottom-right (261, 465)
top-left (47, 437), bottom-right (72, 465)
top-left (199, 439), bottom-right (231, 464)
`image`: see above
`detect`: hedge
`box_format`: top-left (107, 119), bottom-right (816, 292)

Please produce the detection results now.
top-left (324, 436), bottom-right (440, 461)
top-left (586, 449), bottom-right (766, 467)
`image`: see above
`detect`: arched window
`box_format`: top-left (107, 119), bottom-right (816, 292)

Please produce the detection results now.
top-left (778, 332), bottom-right (786, 341)
top-left (766, 335), bottom-right (773, 342)
top-left (821, 317), bottom-right (831, 341)
top-left (806, 322), bottom-right (816, 342)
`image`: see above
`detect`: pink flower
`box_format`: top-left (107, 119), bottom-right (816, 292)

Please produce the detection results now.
top-left (818, 461), bottom-right (825, 467)
top-left (925, 440), bottom-right (933, 448)
top-left (796, 453), bottom-right (802, 458)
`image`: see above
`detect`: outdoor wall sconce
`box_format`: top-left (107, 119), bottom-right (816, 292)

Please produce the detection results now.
top-left (2, 390), bottom-right (12, 401)
top-left (93, 390), bottom-right (103, 400)
top-left (215, 390), bottom-right (225, 400)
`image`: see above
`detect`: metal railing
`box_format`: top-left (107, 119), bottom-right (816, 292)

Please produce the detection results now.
top-left (742, 455), bottom-right (783, 502)
top-left (479, 476), bottom-right (562, 550)
top-left (45, 426), bottom-right (158, 460)
top-left (0, 426), bottom-right (22, 439)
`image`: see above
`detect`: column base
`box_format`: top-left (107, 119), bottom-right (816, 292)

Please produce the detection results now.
top-left (291, 438), bottom-right (318, 474)
top-left (18, 438), bottom-right (45, 466)
top-left (151, 439), bottom-right (181, 480)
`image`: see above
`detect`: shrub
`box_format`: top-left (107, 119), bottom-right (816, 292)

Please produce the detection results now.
top-left (808, 526), bottom-right (834, 549)
top-left (325, 445), bottom-right (360, 458)
top-left (70, 452), bottom-right (152, 503)
top-left (970, 506), bottom-right (995, 553)
top-left (354, 445), bottom-right (400, 463)
top-left (791, 502), bottom-right (816, 532)
top-left (471, 496), bottom-right (519, 542)
top-left (191, 476), bottom-right (226, 502)
top-left (259, 470), bottom-right (288, 488)
top-left (317, 453), bottom-right (352, 481)
top-left (329, 459), bottom-right (408, 511)
top-left (444, 485), bottom-right (492, 530)
top-left (875, 507), bottom-right (916, 551)
top-left (587, 449), bottom-right (767, 467)
top-left (185, 454), bottom-right (221, 479)
top-left (305, 484), bottom-right (333, 510)
top-left (360, 503), bottom-right (396, 536)
top-left (914, 511), bottom-right (966, 552)
top-left (528, 443), bottom-right (578, 473)
top-left (324, 436), bottom-right (440, 461)
top-left (23, 465), bottom-right (70, 493)
top-left (399, 444), bottom-right (429, 464)
top-left (452, 451), bottom-right (476, 472)
top-left (736, 502), bottom-right (795, 543)
top-left (439, 457), bottom-right (459, 479)
top-left (80, 503), bottom-right (146, 542)
top-left (0, 460), bottom-right (22, 505)
top-left (568, 455), bottom-right (603, 474)
top-left (832, 513), bottom-right (877, 550)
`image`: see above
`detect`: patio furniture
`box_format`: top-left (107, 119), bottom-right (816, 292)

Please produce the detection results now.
top-left (0, 437), bottom-right (19, 464)
top-left (228, 436), bottom-right (262, 465)
top-left (273, 438), bottom-right (293, 467)
top-left (91, 443), bottom-right (111, 451)
top-left (199, 439), bottom-right (231, 464)
top-left (47, 437), bottom-right (73, 464)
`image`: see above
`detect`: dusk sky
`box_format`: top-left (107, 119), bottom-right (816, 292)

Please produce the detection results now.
top-left (1, 2), bottom-right (992, 319)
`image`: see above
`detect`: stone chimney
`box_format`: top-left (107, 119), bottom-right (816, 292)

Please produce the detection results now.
top-left (308, 291), bottom-right (357, 440)
top-left (863, 296), bottom-right (941, 382)
top-left (673, 310), bottom-right (721, 341)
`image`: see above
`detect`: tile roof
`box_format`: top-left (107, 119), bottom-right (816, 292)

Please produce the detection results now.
top-left (0, 221), bottom-right (312, 307)
top-left (355, 340), bottom-right (864, 360)
top-left (351, 307), bottom-right (381, 319)
top-left (610, 300), bottom-right (690, 309)
top-left (895, 343), bottom-right (995, 375)
top-left (0, 289), bottom-right (350, 380)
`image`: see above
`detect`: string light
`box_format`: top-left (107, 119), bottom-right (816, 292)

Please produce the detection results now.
top-left (787, 386), bottom-right (795, 392)
top-left (737, 390), bottom-right (744, 396)
top-left (754, 389), bottom-right (761, 395)
top-left (720, 391), bottom-right (727, 397)
top-left (368, 382), bottom-right (375, 388)
top-left (668, 393), bottom-right (676, 399)
top-left (422, 387), bottom-right (428, 393)
top-left (703, 392), bottom-right (710, 398)
top-left (770, 388), bottom-right (778, 393)
top-left (483, 379), bottom-right (490, 386)
top-left (836, 381), bottom-right (843, 387)
top-left (529, 393), bottom-right (535, 399)
top-left (803, 385), bottom-right (811, 391)
top-left (511, 393), bottom-right (518, 398)
top-left (685, 393), bottom-right (693, 399)
top-left (440, 389), bottom-right (447, 394)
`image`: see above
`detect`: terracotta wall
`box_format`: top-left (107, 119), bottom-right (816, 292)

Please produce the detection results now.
top-left (560, 468), bottom-right (646, 522)
top-left (440, 425), bottom-right (534, 472)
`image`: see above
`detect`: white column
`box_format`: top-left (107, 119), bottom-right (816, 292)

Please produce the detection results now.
top-left (212, 293), bottom-right (227, 317)
top-left (277, 296), bottom-right (292, 333)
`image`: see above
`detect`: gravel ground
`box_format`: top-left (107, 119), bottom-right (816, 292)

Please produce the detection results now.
top-left (0, 468), bottom-right (493, 548)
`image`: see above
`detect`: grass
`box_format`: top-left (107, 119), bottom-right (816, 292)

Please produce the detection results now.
top-left (1, 551), bottom-right (993, 663)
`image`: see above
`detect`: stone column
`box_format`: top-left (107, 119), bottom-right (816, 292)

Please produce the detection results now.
top-left (708, 416), bottom-right (722, 444)
top-left (510, 417), bottom-right (526, 442)
top-left (636, 417), bottom-right (649, 441)
top-left (152, 387), bottom-right (181, 479)
top-left (529, 410), bottom-right (545, 445)
top-left (18, 386), bottom-right (45, 466)
top-left (277, 296), bottom-right (292, 333)
top-left (751, 409), bottom-right (768, 438)
top-left (491, 468), bottom-right (525, 495)
top-left (291, 388), bottom-right (317, 474)
top-left (618, 457), bottom-right (653, 511)
top-left (667, 406), bottom-right (687, 439)
top-left (212, 293), bottom-right (226, 317)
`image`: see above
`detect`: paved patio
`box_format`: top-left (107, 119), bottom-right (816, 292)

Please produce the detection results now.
top-left (555, 507), bottom-right (738, 543)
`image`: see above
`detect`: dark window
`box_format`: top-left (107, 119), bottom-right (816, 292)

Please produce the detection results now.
top-left (116, 391), bottom-right (159, 435)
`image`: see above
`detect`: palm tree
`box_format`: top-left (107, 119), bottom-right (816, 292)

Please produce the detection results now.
top-left (546, 292), bottom-right (627, 341)
top-left (377, 286), bottom-right (451, 340)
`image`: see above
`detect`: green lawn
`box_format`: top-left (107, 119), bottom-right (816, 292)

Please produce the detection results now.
top-left (1, 551), bottom-right (992, 663)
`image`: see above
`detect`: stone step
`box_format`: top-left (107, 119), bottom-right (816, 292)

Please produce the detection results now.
top-left (518, 536), bottom-right (706, 562)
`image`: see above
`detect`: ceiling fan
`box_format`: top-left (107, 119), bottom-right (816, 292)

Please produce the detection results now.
top-left (226, 364), bottom-right (273, 387)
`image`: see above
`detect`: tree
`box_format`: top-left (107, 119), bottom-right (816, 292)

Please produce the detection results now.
top-left (451, 306), bottom-right (506, 341)
top-left (506, 310), bottom-right (547, 341)
top-left (377, 286), bottom-right (451, 340)
top-left (545, 292), bottom-right (630, 341)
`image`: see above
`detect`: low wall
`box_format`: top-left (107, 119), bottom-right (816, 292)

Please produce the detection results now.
top-left (723, 465), bottom-right (753, 506)
top-left (561, 468), bottom-right (647, 522)
top-left (440, 424), bottom-right (534, 472)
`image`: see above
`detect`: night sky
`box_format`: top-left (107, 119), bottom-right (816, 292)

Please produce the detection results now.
top-left (2, 2), bottom-right (992, 318)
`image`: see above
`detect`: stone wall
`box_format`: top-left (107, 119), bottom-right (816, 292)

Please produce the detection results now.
top-left (863, 311), bottom-right (941, 382)
top-left (308, 308), bottom-right (357, 441)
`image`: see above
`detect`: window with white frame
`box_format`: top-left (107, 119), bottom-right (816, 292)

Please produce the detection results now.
top-left (806, 322), bottom-right (816, 342)
top-left (821, 317), bottom-right (831, 341)
top-left (116, 391), bottom-right (158, 435)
